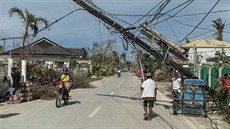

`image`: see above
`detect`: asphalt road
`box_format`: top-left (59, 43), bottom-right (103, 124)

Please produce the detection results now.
top-left (0, 72), bottom-right (227, 129)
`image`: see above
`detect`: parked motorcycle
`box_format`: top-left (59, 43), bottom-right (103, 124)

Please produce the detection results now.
top-left (0, 89), bottom-right (10, 102)
top-left (0, 79), bottom-right (11, 102)
top-left (55, 81), bottom-right (69, 108)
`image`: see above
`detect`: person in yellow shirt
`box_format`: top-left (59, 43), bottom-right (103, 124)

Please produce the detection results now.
top-left (56, 67), bottom-right (74, 97)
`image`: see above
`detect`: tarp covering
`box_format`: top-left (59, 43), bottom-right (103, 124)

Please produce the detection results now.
top-left (181, 40), bottom-right (230, 48)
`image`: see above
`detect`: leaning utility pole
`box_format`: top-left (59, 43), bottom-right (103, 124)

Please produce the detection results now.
top-left (73, 0), bottom-right (193, 77)
top-left (73, 0), bottom-right (215, 95)
top-left (140, 24), bottom-right (185, 54)
top-left (140, 24), bottom-right (188, 61)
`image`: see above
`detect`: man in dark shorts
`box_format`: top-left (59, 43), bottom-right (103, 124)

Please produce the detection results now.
top-left (140, 73), bottom-right (157, 120)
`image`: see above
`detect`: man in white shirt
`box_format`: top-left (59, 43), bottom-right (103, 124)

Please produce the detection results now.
top-left (172, 71), bottom-right (182, 96)
top-left (140, 72), bottom-right (157, 121)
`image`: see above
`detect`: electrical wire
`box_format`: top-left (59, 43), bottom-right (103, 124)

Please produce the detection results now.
top-left (0, 8), bottom-right (84, 41)
top-left (129, 0), bottom-right (167, 27)
top-left (179, 0), bottom-right (221, 43)
top-left (131, 0), bottom-right (165, 27)
top-left (145, 0), bottom-right (171, 26)
top-left (149, 0), bottom-right (194, 27)
top-left (174, 9), bottom-right (230, 18)
top-left (171, 17), bottom-right (230, 33)
top-left (165, 16), bottom-right (180, 43)
top-left (87, 1), bottom-right (133, 26)
top-left (106, 9), bottom-right (230, 17)
top-left (188, 31), bottom-right (213, 40)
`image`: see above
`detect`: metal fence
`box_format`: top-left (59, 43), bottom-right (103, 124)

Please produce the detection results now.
top-left (198, 65), bottom-right (230, 89)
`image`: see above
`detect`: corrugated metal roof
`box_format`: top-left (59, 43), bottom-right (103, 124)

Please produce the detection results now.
top-left (1, 37), bottom-right (85, 57)
top-left (181, 40), bottom-right (230, 48)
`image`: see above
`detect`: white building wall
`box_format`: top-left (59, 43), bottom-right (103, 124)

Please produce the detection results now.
top-left (187, 48), bottom-right (230, 64)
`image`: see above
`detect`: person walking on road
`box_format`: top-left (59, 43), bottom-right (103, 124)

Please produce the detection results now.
top-left (8, 67), bottom-right (21, 104)
top-left (140, 72), bottom-right (157, 121)
top-left (172, 70), bottom-right (182, 97)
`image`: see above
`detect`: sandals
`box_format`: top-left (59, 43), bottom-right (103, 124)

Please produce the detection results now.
top-left (7, 101), bottom-right (14, 104)
top-left (143, 113), bottom-right (151, 121)
top-left (143, 114), bottom-right (149, 120)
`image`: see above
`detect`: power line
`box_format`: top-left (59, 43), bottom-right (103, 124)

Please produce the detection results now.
top-left (0, 36), bottom-right (22, 41)
top-left (144, 0), bottom-right (170, 25)
top-left (179, 0), bottom-right (221, 43)
top-left (188, 31), bottom-right (213, 40)
top-left (0, 8), bottom-right (84, 41)
top-left (174, 9), bottom-right (230, 17)
top-left (129, 0), bottom-right (165, 27)
top-left (118, 0), bottom-right (193, 39)
top-left (165, 16), bottom-right (180, 43)
top-left (86, 0), bottom-right (133, 26)
top-left (149, 0), bottom-right (194, 27)
top-left (37, 8), bottom-right (84, 35)
top-left (106, 9), bottom-right (230, 17)
top-left (171, 17), bottom-right (230, 33)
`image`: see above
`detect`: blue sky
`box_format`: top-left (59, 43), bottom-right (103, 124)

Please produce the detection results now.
top-left (0, 0), bottom-right (230, 59)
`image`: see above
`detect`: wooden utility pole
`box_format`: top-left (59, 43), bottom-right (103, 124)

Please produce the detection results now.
top-left (140, 24), bottom-right (188, 61)
top-left (140, 30), bottom-right (187, 61)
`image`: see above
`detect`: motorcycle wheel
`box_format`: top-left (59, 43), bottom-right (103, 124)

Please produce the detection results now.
top-left (64, 96), bottom-right (69, 105)
top-left (55, 92), bottom-right (62, 108)
top-left (64, 90), bottom-right (69, 105)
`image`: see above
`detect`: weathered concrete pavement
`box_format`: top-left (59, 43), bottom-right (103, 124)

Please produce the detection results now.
top-left (0, 72), bottom-right (229, 129)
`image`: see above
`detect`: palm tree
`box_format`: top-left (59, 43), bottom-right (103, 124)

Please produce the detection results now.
top-left (212, 18), bottom-right (226, 61)
top-left (212, 18), bottom-right (225, 41)
top-left (9, 7), bottom-right (49, 59)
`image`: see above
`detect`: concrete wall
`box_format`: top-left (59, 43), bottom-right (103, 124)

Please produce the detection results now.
top-left (187, 48), bottom-right (230, 64)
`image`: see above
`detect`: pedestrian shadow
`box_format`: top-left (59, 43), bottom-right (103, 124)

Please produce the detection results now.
top-left (0, 113), bottom-right (20, 119)
top-left (96, 93), bottom-right (172, 107)
top-left (149, 112), bottom-right (159, 120)
top-left (96, 93), bottom-right (141, 100)
top-left (157, 114), bottom-right (177, 128)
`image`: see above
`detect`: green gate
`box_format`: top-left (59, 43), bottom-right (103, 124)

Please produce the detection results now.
top-left (200, 66), bottom-right (209, 85)
top-left (210, 65), bottom-right (219, 89)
